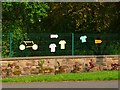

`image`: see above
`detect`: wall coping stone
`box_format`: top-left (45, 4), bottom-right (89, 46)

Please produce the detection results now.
top-left (0, 55), bottom-right (119, 61)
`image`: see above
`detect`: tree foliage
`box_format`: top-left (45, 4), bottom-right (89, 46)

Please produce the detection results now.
top-left (2, 2), bottom-right (120, 57)
top-left (41, 2), bottom-right (120, 55)
top-left (2, 2), bottom-right (49, 32)
top-left (42, 2), bottom-right (120, 33)
top-left (2, 2), bottom-right (49, 57)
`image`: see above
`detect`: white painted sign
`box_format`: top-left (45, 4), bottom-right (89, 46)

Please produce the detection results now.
top-left (50, 34), bottom-right (58, 38)
top-left (59, 40), bottom-right (66, 49)
top-left (80, 35), bottom-right (87, 43)
top-left (19, 41), bottom-right (38, 50)
top-left (32, 44), bottom-right (38, 50)
top-left (19, 44), bottom-right (25, 50)
top-left (49, 43), bottom-right (57, 52)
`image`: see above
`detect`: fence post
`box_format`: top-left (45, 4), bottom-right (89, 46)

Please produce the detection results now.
top-left (72, 33), bottom-right (74, 56)
top-left (10, 32), bottom-right (12, 57)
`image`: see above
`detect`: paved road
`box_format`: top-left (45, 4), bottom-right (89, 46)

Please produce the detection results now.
top-left (1, 80), bottom-right (119, 88)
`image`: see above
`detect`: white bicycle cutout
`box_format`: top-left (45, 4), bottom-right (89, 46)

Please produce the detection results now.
top-left (19, 41), bottom-right (38, 50)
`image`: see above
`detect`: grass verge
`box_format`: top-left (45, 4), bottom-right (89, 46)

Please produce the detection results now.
top-left (1, 70), bottom-right (119, 83)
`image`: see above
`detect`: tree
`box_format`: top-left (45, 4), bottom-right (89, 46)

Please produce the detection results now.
top-left (2, 2), bottom-right (49, 57)
top-left (2, 2), bottom-right (120, 57)
top-left (41, 2), bottom-right (120, 55)
top-left (42, 2), bottom-right (120, 33)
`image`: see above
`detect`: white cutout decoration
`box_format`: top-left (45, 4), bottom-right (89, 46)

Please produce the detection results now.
top-left (19, 44), bottom-right (25, 50)
top-left (50, 34), bottom-right (58, 38)
top-left (49, 43), bottom-right (57, 52)
top-left (80, 35), bottom-right (87, 43)
top-left (59, 40), bottom-right (66, 49)
top-left (32, 44), bottom-right (38, 50)
top-left (19, 41), bottom-right (38, 50)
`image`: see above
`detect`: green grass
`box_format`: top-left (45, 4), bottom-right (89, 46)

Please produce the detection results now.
top-left (1, 70), bottom-right (119, 83)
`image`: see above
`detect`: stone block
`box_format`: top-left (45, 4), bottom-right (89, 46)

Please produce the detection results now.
top-left (26, 61), bottom-right (33, 67)
top-left (30, 66), bottom-right (39, 74)
top-left (22, 67), bottom-right (30, 75)
top-left (1, 55), bottom-right (119, 78)
top-left (32, 60), bottom-right (39, 66)
top-left (43, 67), bottom-right (55, 74)
top-left (42, 60), bottom-right (55, 69)
top-left (6, 67), bottom-right (13, 77)
top-left (1, 61), bottom-right (8, 67)
top-left (19, 60), bottom-right (30, 68)
top-left (2, 72), bottom-right (7, 78)
top-left (13, 65), bottom-right (21, 76)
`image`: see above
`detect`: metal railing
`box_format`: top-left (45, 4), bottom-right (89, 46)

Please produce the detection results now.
top-left (2, 33), bottom-right (120, 57)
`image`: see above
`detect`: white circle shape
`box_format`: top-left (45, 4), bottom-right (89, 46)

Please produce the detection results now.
top-left (19, 44), bottom-right (25, 50)
top-left (32, 44), bottom-right (38, 50)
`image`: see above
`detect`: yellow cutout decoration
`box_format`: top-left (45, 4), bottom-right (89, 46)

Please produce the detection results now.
top-left (95, 40), bottom-right (102, 44)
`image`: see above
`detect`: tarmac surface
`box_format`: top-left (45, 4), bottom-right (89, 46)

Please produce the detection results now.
top-left (1, 80), bottom-right (119, 88)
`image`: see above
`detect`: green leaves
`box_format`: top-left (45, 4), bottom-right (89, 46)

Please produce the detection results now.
top-left (2, 2), bottom-right (49, 57)
top-left (2, 2), bottom-right (120, 57)
top-left (43, 2), bottom-right (120, 33)
top-left (2, 2), bottom-right (49, 31)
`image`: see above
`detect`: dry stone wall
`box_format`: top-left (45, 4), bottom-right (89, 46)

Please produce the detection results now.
top-left (0, 55), bottom-right (119, 78)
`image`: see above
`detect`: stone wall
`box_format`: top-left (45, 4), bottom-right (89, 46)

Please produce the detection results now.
top-left (0, 55), bottom-right (119, 78)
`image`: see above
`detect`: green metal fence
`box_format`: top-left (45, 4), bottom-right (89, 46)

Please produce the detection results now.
top-left (2, 33), bottom-right (120, 57)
